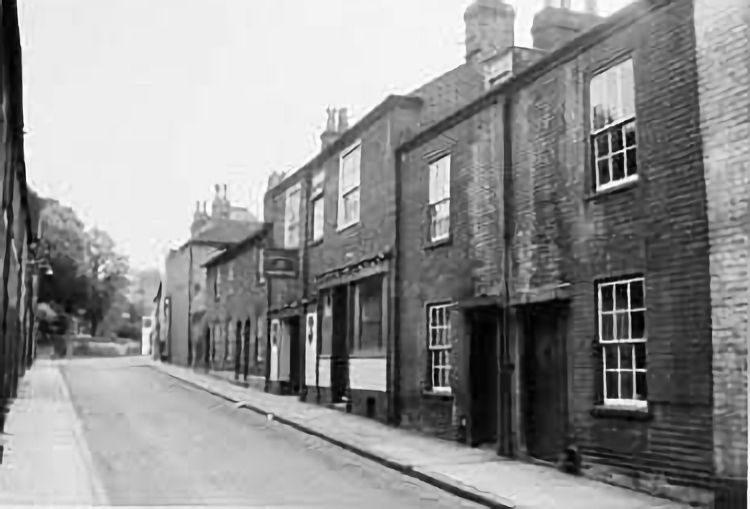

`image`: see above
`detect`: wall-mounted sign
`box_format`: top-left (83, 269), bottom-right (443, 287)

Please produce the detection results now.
top-left (263, 248), bottom-right (299, 278)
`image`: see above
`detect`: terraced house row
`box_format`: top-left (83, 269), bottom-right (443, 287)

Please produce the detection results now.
top-left (0, 0), bottom-right (43, 448)
top-left (163, 0), bottom-right (748, 506)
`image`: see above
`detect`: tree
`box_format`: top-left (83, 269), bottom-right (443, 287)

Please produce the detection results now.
top-left (83, 227), bottom-right (129, 335)
top-left (36, 201), bottom-right (90, 314)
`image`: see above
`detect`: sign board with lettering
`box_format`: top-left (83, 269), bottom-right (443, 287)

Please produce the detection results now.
top-left (263, 248), bottom-right (299, 278)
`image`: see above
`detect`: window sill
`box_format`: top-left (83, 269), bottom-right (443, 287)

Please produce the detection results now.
top-left (425, 236), bottom-right (452, 251)
top-left (585, 177), bottom-right (638, 201)
top-left (421, 389), bottom-right (453, 401)
top-left (308, 238), bottom-right (323, 248)
top-left (590, 404), bottom-right (652, 421)
top-left (336, 221), bottom-right (359, 234)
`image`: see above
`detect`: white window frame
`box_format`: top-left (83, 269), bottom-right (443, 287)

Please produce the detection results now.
top-left (337, 141), bottom-right (361, 231)
top-left (257, 249), bottom-right (266, 285)
top-left (427, 302), bottom-right (452, 394)
top-left (310, 170), bottom-right (325, 242)
top-left (428, 155), bottom-right (451, 242)
top-left (590, 58), bottom-right (637, 192)
top-left (284, 183), bottom-right (301, 249)
top-left (598, 276), bottom-right (647, 409)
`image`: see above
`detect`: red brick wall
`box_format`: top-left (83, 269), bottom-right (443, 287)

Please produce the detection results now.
top-left (206, 246), bottom-right (268, 376)
top-left (510, 0), bottom-right (714, 500)
top-left (397, 105), bottom-right (505, 435)
top-left (693, 0), bottom-right (750, 495)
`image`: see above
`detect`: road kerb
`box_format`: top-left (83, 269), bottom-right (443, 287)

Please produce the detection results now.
top-left (154, 366), bottom-right (515, 509)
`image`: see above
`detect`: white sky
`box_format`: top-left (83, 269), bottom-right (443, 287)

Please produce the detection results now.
top-left (18, 0), bottom-right (630, 271)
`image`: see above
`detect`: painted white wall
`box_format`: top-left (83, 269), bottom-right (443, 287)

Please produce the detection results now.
top-left (305, 312), bottom-right (317, 387)
top-left (349, 358), bottom-right (387, 392)
top-left (269, 319), bottom-right (280, 381)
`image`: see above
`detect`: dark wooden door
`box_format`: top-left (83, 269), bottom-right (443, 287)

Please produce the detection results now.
top-left (288, 317), bottom-right (301, 394)
top-left (331, 286), bottom-right (349, 403)
top-left (524, 306), bottom-right (566, 462)
top-left (469, 308), bottom-right (498, 447)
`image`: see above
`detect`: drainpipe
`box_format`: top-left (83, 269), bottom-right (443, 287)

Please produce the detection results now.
top-left (500, 95), bottom-right (514, 457)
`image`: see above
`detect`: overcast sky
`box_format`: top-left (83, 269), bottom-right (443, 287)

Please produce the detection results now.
top-left (18, 0), bottom-right (630, 271)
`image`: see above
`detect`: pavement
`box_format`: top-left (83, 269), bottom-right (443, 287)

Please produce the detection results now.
top-left (0, 356), bottom-right (693, 508)
top-left (153, 360), bottom-right (693, 509)
top-left (3, 356), bottom-right (485, 508)
top-left (0, 359), bottom-right (108, 508)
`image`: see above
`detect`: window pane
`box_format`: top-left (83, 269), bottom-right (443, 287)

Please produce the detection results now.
top-left (611, 128), bottom-right (624, 152)
top-left (604, 344), bottom-right (618, 369)
top-left (624, 122), bottom-right (637, 147)
top-left (631, 311), bottom-right (645, 339)
top-left (343, 190), bottom-right (359, 223)
top-left (312, 198), bottom-right (324, 240)
top-left (612, 152), bottom-right (625, 181)
top-left (635, 371), bottom-right (647, 400)
top-left (634, 342), bottom-right (646, 370)
top-left (615, 312), bottom-right (629, 340)
top-left (597, 159), bottom-right (611, 186)
top-left (601, 314), bottom-right (614, 341)
top-left (605, 371), bottom-right (619, 399)
top-left (630, 280), bottom-right (644, 309)
top-left (620, 344), bottom-right (634, 370)
top-left (620, 371), bottom-right (634, 400)
top-left (600, 285), bottom-right (614, 311)
top-left (430, 201), bottom-right (450, 240)
top-left (614, 283), bottom-right (629, 310)
top-left (595, 133), bottom-right (609, 158)
top-left (619, 60), bottom-right (635, 119)
top-left (626, 148), bottom-right (638, 176)
top-left (593, 104), bottom-right (606, 131)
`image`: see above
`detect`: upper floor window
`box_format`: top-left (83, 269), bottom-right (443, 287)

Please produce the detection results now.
top-left (310, 170), bottom-right (325, 242)
top-left (256, 249), bottom-right (266, 285)
top-left (214, 268), bottom-right (221, 301)
top-left (338, 142), bottom-right (361, 229)
top-left (284, 184), bottom-right (301, 248)
top-left (590, 58), bottom-right (637, 191)
top-left (428, 155), bottom-right (451, 242)
top-left (597, 276), bottom-right (647, 408)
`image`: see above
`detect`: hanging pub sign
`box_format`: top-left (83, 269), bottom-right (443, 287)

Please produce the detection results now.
top-left (263, 248), bottom-right (299, 279)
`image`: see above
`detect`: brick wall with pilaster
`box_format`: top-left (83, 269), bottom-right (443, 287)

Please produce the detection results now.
top-left (693, 0), bottom-right (750, 504)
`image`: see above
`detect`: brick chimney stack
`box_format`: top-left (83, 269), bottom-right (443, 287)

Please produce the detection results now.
top-left (532, 0), bottom-right (603, 51)
top-left (464, 0), bottom-right (515, 64)
top-left (320, 107), bottom-right (339, 150)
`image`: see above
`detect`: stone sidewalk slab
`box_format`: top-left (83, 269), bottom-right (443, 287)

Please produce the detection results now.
top-left (0, 360), bottom-right (108, 507)
top-left (153, 361), bottom-right (691, 509)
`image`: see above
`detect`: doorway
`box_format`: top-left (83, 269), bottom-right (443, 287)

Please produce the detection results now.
top-left (468, 307), bottom-right (499, 448)
top-left (287, 316), bottom-right (302, 394)
top-left (521, 302), bottom-right (568, 463)
top-left (330, 285), bottom-right (349, 403)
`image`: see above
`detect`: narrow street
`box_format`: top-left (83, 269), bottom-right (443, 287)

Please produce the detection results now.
top-left (59, 357), bottom-right (482, 508)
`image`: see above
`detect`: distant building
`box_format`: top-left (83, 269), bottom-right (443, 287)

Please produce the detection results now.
top-left (163, 184), bottom-right (261, 366)
top-left (201, 223), bottom-right (270, 383)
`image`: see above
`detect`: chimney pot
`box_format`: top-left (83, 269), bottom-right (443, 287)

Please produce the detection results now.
top-left (321, 107), bottom-right (340, 150)
top-left (531, 3), bottom-right (603, 51)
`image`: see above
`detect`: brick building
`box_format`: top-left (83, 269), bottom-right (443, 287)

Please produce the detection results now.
top-left (163, 184), bottom-right (259, 366)
top-left (0, 0), bottom-right (37, 434)
top-left (201, 223), bottom-right (270, 383)
top-left (261, 8), bottom-right (504, 415)
top-left (396, 0), bottom-right (747, 506)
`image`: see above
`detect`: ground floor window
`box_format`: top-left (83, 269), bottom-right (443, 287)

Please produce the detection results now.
top-left (353, 276), bottom-right (384, 356)
top-left (598, 276), bottom-right (647, 407)
top-left (427, 302), bottom-right (452, 393)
